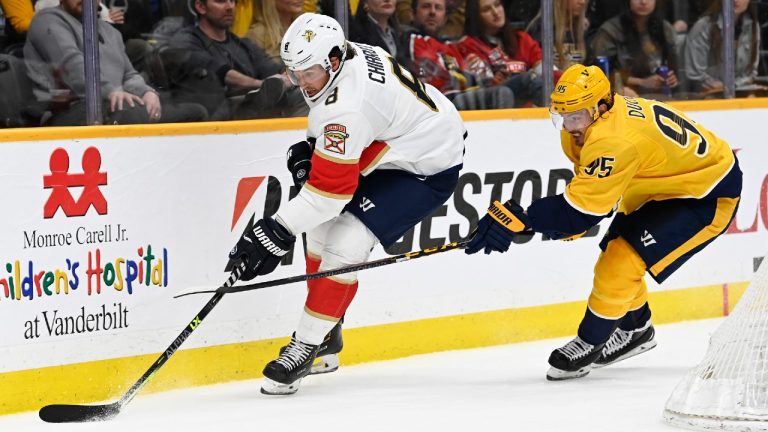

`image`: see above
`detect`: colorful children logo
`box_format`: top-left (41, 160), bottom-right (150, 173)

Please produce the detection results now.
top-left (0, 245), bottom-right (169, 302)
top-left (43, 147), bottom-right (108, 218)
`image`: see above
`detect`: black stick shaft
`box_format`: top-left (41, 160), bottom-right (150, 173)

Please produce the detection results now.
top-left (216, 241), bottom-right (468, 295)
top-left (118, 293), bottom-right (222, 405)
top-left (39, 264), bottom-right (246, 423)
top-left (119, 263), bottom-right (244, 405)
top-left (38, 263), bottom-right (248, 423)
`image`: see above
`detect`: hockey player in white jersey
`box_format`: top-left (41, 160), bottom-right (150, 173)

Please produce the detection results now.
top-left (227, 13), bottom-right (466, 395)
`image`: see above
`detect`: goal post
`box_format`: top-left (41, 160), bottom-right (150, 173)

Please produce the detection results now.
top-left (663, 257), bottom-right (768, 431)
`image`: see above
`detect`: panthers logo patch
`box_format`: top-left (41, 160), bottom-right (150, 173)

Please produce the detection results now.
top-left (323, 124), bottom-right (349, 155)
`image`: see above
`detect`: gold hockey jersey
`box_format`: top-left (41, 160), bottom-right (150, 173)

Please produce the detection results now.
top-left (561, 95), bottom-right (736, 216)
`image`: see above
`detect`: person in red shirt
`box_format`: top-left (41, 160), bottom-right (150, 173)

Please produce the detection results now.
top-left (456, 0), bottom-right (544, 107)
top-left (401, 0), bottom-right (514, 109)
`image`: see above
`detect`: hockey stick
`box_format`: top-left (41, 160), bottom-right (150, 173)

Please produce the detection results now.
top-left (174, 240), bottom-right (469, 298)
top-left (38, 262), bottom-right (247, 423)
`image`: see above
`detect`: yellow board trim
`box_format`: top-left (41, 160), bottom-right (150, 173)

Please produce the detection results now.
top-left (650, 197), bottom-right (740, 276)
top-left (0, 118), bottom-right (310, 143)
top-left (3, 98), bottom-right (767, 143)
top-left (0, 280), bottom-right (747, 416)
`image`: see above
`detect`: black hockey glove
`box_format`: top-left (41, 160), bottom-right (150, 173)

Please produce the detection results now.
top-left (229, 217), bottom-right (296, 281)
top-left (465, 199), bottom-right (531, 255)
top-left (287, 139), bottom-right (314, 188)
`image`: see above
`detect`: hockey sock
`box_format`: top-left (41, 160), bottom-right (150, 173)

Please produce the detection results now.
top-left (305, 276), bottom-right (358, 319)
top-left (577, 307), bottom-right (619, 346)
top-left (296, 309), bottom-right (339, 345)
top-left (306, 253), bottom-right (321, 290)
top-left (618, 303), bottom-right (652, 331)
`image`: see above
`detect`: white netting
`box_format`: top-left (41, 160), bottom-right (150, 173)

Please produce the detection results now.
top-left (664, 257), bottom-right (768, 431)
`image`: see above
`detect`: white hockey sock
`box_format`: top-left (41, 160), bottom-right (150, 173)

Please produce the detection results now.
top-left (296, 309), bottom-right (339, 345)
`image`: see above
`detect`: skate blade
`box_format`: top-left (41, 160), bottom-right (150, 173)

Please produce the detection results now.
top-left (546, 365), bottom-right (592, 381)
top-left (260, 377), bottom-right (303, 395)
top-left (593, 340), bottom-right (658, 369)
top-left (310, 354), bottom-right (340, 375)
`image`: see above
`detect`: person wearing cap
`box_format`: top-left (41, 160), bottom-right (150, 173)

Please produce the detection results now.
top-left (466, 63), bottom-right (742, 381)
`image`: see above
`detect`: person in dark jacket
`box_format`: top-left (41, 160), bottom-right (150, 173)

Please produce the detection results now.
top-left (162, 0), bottom-right (306, 119)
top-left (349, 0), bottom-right (406, 62)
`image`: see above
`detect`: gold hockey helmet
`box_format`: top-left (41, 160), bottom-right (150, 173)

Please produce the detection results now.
top-left (550, 64), bottom-right (612, 130)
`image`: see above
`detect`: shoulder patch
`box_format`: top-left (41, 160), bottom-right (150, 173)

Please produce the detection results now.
top-left (323, 124), bottom-right (349, 155)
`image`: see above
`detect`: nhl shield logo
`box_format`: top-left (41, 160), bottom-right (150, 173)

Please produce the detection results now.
top-left (302, 30), bottom-right (316, 42)
top-left (324, 124), bottom-right (348, 155)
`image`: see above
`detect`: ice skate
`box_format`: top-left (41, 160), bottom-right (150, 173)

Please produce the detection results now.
top-left (311, 320), bottom-right (343, 374)
top-left (261, 334), bottom-right (320, 395)
top-left (546, 336), bottom-right (604, 381)
top-left (593, 321), bottom-right (656, 368)
top-left (277, 320), bottom-right (343, 375)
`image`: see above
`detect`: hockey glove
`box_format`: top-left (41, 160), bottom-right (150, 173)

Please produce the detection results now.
top-left (229, 217), bottom-right (296, 281)
top-left (287, 139), bottom-right (314, 188)
top-left (465, 199), bottom-right (531, 255)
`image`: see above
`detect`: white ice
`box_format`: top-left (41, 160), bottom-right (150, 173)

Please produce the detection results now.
top-left (0, 318), bottom-right (725, 432)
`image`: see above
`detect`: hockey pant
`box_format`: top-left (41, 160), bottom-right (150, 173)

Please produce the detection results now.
top-left (578, 196), bottom-right (740, 345)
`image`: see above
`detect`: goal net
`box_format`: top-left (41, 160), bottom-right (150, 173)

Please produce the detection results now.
top-left (664, 257), bottom-right (768, 431)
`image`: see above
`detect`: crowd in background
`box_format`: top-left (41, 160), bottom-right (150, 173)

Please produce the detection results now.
top-left (0, 0), bottom-right (766, 127)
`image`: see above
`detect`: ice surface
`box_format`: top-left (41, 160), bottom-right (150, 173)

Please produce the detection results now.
top-left (0, 318), bottom-right (724, 432)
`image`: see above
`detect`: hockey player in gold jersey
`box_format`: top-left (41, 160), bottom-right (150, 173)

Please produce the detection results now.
top-left (466, 64), bottom-right (742, 380)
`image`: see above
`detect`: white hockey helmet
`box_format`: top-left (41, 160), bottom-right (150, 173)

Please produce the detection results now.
top-left (281, 13), bottom-right (348, 101)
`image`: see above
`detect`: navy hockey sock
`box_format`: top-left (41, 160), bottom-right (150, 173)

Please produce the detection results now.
top-left (618, 303), bottom-right (652, 331)
top-left (577, 308), bottom-right (619, 346)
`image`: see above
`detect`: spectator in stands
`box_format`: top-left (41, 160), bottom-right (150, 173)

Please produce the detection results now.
top-left (23, 0), bottom-right (207, 125)
top-left (162, 0), bottom-right (307, 120)
top-left (457, 0), bottom-right (544, 107)
top-left (685, 0), bottom-right (760, 93)
top-left (350, 0), bottom-right (404, 59)
top-left (246, 0), bottom-right (302, 65)
top-left (590, 0), bottom-right (679, 98)
top-left (395, 0), bottom-right (466, 39)
top-left (527, 0), bottom-right (589, 71)
top-left (401, 0), bottom-right (514, 109)
top-left (35, 0), bottom-right (184, 81)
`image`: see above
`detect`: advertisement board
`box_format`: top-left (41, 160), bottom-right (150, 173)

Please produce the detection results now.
top-left (0, 103), bottom-right (766, 414)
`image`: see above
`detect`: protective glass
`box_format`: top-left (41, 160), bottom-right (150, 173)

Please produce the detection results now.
top-left (549, 108), bottom-right (593, 131)
top-left (287, 64), bottom-right (327, 86)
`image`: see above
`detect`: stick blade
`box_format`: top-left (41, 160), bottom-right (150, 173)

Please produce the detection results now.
top-left (39, 403), bottom-right (121, 423)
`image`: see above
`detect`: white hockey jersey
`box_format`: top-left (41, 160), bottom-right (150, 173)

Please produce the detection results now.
top-left (276, 43), bottom-right (466, 235)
